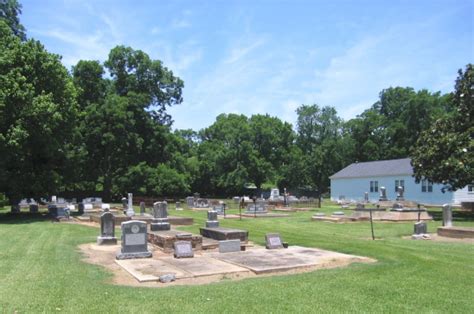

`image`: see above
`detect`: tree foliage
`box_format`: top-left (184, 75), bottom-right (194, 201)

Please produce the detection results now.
top-left (0, 0), bottom-right (26, 40)
top-left (411, 64), bottom-right (473, 191)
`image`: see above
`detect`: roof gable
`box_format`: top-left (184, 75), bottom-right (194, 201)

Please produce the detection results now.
top-left (330, 158), bottom-right (413, 179)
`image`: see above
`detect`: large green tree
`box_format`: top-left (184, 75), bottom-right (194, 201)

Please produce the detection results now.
top-left (411, 64), bottom-right (473, 191)
top-left (0, 0), bottom-right (26, 40)
top-left (0, 21), bottom-right (78, 204)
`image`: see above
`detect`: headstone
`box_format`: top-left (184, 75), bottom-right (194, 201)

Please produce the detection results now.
top-left (173, 241), bottom-right (194, 258)
top-left (392, 203), bottom-right (404, 210)
top-left (442, 204), bottom-right (452, 227)
top-left (150, 201), bottom-right (170, 231)
top-left (213, 203), bottom-right (225, 215)
top-left (140, 202), bottom-right (146, 215)
top-left (396, 186), bottom-right (405, 201)
top-left (245, 199), bottom-right (268, 214)
top-left (186, 196), bottom-right (194, 207)
top-left (101, 203), bottom-right (110, 211)
top-left (175, 201), bottom-right (182, 210)
top-left (414, 221), bottom-right (427, 235)
top-left (78, 203), bottom-right (84, 215)
top-left (364, 192), bottom-right (369, 202)
top-left (265, 233), bottom-right (284, 249)
top-left (379, 187), bottom-right (388, 201)
top-left (219, 239), bottom-right (241, 253)
top-left (51, 195), bottom-right (57, 203)
top-left (29, 204), bottom-right (39, 213)
top-left (206, 210), bottom-right (219, 228)
top-left (84, 203), bottom-right (93, 211)
top-left (233, 196), bottom-right (240, 203)
top-left (356, 203), bottom-right (365, 210)
top-left (121, 197), bottom-right (127, 211)
top-left (195, 198), bottom-right (209, 208)
top-left (97, 212), bottom-right (117, 245)
top-left (68, 204), bottom-right (75, 211)
top-left (116, 221), bottom-right (152, 259)
top-left (126, 193), bottom-right (135, 217)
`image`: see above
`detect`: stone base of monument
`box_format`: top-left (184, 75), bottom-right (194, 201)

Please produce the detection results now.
top-left (116, 251), bottom-right (153, 260)
top-left (90, 214), bottom-right (131, 224)
top-left (200, 227), bottom-right (248, 242)
top-left (437, 226), bottom-right (474, 238)
top-left (378, 200), bottom-right (418, 208)
top-left (348, 210), bottom-right (433, 222)
top-left (150, 222), bottom-right (171, 231)
top-left (206, 221), bottom-right (219, 228)
top-left (97, 236), bottom-right (118, 245)
top-left (148, 230), bottom-right (203, 253)
top-left (131, 215), bottom-right (194, 225)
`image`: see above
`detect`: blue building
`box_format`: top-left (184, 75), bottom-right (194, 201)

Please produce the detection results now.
top-left (330, 158), bottom-right (473, 205)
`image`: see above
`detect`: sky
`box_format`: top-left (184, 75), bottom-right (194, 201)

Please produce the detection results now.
top-left (21, 0), bottom-right (473, 131)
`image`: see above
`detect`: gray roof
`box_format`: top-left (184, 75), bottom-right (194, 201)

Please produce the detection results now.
top-left (330, 158), bottom-right (413, 179)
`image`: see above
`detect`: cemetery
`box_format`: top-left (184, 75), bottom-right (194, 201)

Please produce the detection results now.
top-left (0, 1), bottom-right (473, 312)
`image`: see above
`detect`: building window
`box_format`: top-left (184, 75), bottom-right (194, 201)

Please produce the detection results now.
top-left (370, 181), bottom-right (378, 193)
top-left (395, 180), bottom-right (405, 192)
top-left (422, 179), bottom-right (433, 193)
top-left (468, 185), bottom-right (474, 193)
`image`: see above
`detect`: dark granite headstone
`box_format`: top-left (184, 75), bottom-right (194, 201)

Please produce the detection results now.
top-left (97, 212), bottom-right (117, 245)
top-left (140, 202), bottom-right (146, 215)
top-left (78, 203), bottom-right (84, 215)
top-left (265, 233), bottom-right (284, 249)
top-left (151, 201), bottom-right (170, 231)
top-left (116, 221), bottom-right (152, 259)
top-left (414, 222), bottom-right (427, 235)
top-left (173, 241), bottom-right (194, 258)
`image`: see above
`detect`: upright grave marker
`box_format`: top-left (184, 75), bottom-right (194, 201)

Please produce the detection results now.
top-left (151, 201), bottom-right (170, 231)
top-left (97, 211), bottom-right (117, 245)
top-left (442, 204), bottom-right (452, 227)
top-left (173, 241), bottom-right (194, 258)
top-left (206, 210), bottom-right (219, 228)
top-left (116, 221), bottom-right (152, 259)
top-left (265, 233), bottom-right (284, 249)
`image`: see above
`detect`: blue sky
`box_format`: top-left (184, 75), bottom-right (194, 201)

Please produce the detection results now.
top-left (21, 0), bottom-right (473, 131)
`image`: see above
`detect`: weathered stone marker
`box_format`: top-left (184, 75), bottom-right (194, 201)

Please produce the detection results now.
top-left (139, 201), bottom-right (146, 215)
top-left (116, 221), bottom-right (152, 259)
top-left (414, 221), bottom-right (427, 235)
top-left (379, 187), bottom-right (388, 201)
top-left (442, 204), bottom-right (452, 227)
top-left (364, 192), bottom-right (369, 202)
top-left (265, 233), bottom-right (284, 249)
top-left (219, 239), bottom-right (241, 253)
top-left (97, 211), bottom-right (117, 245)
top-left (151, 201), bottom-right (170, 231)
top-left (396, 186), bottom-right (405, 201)
top-left (125, 193), bottom-right (135, 217)
top-left (173, 240), bottom-right (194, 258)
top-left (186, 196), bottom-right (194, 207)
top-left (78, 203), bottom-right (84, 215)
top-left (29, 204), bottom-right (39, 213)
top-left (206, 210), bottom-right (219, 228)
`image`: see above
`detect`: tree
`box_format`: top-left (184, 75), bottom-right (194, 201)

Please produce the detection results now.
top-left (104, 46), bottom-right (184, 126)
top-left (72, 60), bottom-right (107, 109)
top-left (0, 21), bottom-right (78, 205)
top-left (411, 64), bottom-right (474, 191)
top-left (0, 0), bottom-right (26, 40)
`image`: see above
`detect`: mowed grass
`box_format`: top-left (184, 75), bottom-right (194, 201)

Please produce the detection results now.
top-left (0, 204), bottom-right (473, 313)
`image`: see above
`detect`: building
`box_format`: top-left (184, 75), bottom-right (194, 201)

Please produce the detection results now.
top-left (329, 158), bottom-right (473, 205)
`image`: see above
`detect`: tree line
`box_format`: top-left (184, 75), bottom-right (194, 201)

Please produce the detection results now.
top-left (1, 1), bottom-right (472, 205)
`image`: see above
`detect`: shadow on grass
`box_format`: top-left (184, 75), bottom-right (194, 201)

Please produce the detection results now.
top-left (428, 210), bottom-right (474, 222)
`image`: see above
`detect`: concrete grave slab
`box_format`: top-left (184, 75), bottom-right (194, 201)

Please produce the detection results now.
top-left (115, 258), bottom-right (193, 282)
top-left (210, 246), bottom-right (375, 274)
top-left (160, 256), bottom-right (249, 277)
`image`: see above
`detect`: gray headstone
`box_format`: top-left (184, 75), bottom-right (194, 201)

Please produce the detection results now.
top-left (265, 233), bottom-right (284, 249)
top-left (356, 203), bottom-right (365, 210)
top-left (364, 192), bottom-right (369, 202)
top-left (219, 239), bottom-right (241, 253)
top-left (379, 187), bottom-right (388, 201)
top-left (125, 193), bottom-right (135, 217)
top-left (414, 222), bottom-right (427, 235)
top-left (173, 241), bottom-right (194, 258)
top-left (175, 201), bottom-right (181, 210)
top-left (396, 186), bottom-right (405, 201)
top-left (151, 201), bottom-right (170, 231)
top-left (213, 204), bottom-right (224, 215)
top-left (140, 202), bottom-right (146, 215)
top-left (97, 211), bottom-right (117, 245)
top-left (442, 204), bottom-right (452, 227)
top-left (116, 221), bottom-right (152, 259)
top-left (206, 210), bottom-right (219, 228)
top-left (186, 196), bottom-right (194, 207)
top-left (121, 197), bottom-right (127, 209)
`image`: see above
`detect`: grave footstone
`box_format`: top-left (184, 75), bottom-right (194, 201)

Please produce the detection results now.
top-left (206, 210), bottom-right (219, 228)
top-left (219, 239), bottom-right (241, 253)
top-left (173, 241), bottom-right (194, 258)
top-left (151, 201), bottom-right (170, 231)
top-left (116, 221), bottom-right (152, 259)
top-left (97, 212), bottom-right (117, 245)
top-left (265, 233), bottom-right (284, 249)
top-left (442, 204), bottom-right (452, 227)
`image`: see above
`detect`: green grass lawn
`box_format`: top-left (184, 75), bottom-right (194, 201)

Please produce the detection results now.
top-left (0, 204), bottom-right (473, 313)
